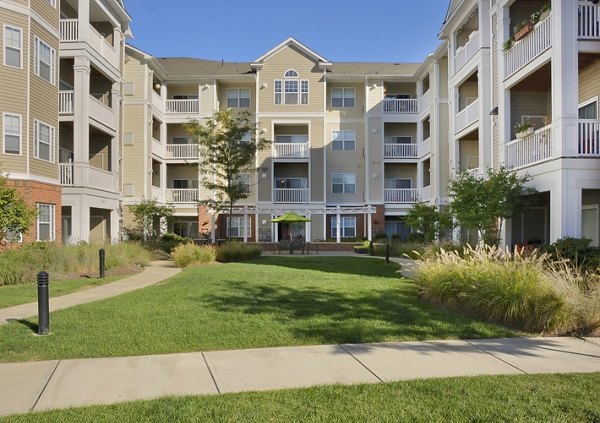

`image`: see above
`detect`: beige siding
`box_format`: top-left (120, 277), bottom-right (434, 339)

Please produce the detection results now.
top-left (579, 59), bottom-right (600, 108)
top-left (167, 164), bottom-right (199, 186)
top-left (368, 116), bottom-right (384, 202)
top-left (366, 82), bottom-right (383, 113)
top-left (200, 82), bottom-right (216, 114)
top-left (458, 81), bottom-right (478, 110)
top-left (384, 123), bottom-right (417, 142)
top-left (218, 83), bottom-right (256, 112)
top-left (438, 103), bottom-right (450, 197)
top-left (122, 104), bottom-right (147, 196)
top-left (31, 0), bottom-right (59, 30)
top-left (326, 83), bottom-right (365, 120)
top-left (510, 91), bottom-right (550, 137)
top-left (310, 119), bottom-right (325, 202)
top-left (310, 213), bottom-right (324, 241)
top-left (123, 55), bottom-right (147, 101)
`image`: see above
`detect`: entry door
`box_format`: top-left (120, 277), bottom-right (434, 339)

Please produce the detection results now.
top-left (90, 215), bottom-right (107, 244)
top-left (582, 206), bottom-right (599, 246)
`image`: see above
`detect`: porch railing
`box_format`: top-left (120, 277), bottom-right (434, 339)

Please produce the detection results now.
top-left (454, 29), bottom-right (480, 74)
top-left (384, 188), bottom-right (420, 204)
top-left (166, 144), bottom-right (198, 159)
top-left (504, 13), bottom-right (552, 78)
top-left (273, 143), bottom-right (309, 159)
top-left (383, 142), bottom-right (418, 158)
top-left (273, 188), bottom-right (309, 203)
top-left (166, 189), bottom-right (198, 203)
top-left (59, 163), bottom-right (74, 185)
top-left (505, 124), bottom-right (552, 169)
top-left (60, 19), bottom-right (78, 41)
top-left (382, 98), bottom-right (418, 114)
top-left (166, 99), bottom-right (199, 114)
top-left (455, 99), bottom-right (480, 134)
top-left (579, 2), bottom-right (600, 39)
top-left (578, 119), bottom-right (600, 156)
top-left (59, 90), bottom-right (74, 115)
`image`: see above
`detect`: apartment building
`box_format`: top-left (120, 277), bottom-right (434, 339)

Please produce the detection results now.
top-left (122, 39), bottom-right (449, 243)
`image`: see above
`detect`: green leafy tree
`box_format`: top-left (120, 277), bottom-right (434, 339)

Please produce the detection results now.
top-left (184, 110), bottom-right (270, 241)
top-left (449, 166), bottom-right (534, 245)
top-left (128, 198), bottom-right (174, 242)
top-left (0, 174), bottom-right (37, 243)
top-left (405, 202), bottom-right (453, 243)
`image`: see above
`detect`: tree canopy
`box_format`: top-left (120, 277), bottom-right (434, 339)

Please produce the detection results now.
top-left (0, 175), bottom-right (37, 243)
top-left (405, 202), bottom-right (452, 243)
top-left (128, 198), bottom-right (173, 241)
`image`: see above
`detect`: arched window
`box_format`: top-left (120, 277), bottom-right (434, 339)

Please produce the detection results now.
top-left (274, 70), bottom-right (308, 105)
top-left (284, 69), bottom-right (299, 78)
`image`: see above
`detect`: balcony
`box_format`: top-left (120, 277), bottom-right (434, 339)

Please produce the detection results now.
top-left (151, 186), bottom-right (164, 203)
top-left (89, 95), bottom-right (115, 129)
top-left (418, 137), bottom-right (431, 157)
top-left (59, 163), bottom-right (119, 193)
top-left (578, 120), bottom-right (600, 156)
top-left (273, 143), bottom-right (309, 159)
top-left (59, 91), bottom-right (74, 115)
top-left (384, 188), bottom-right (420, 204)
top-left (384, 140), bottom-right (418, 159)
top-left (166, 144), bottom-right (198, 159)
top-left (455, 99), bottom-right (480, 134)
top-left (152, 138), bottom-right (163, 157)
top-left (273, 188), bottom-right (309, 203)
top-left (505, 124), bottom-right (552, 169)
top-left (152, 91), bottom-right (163, 112)
top-left (60, 20), bottom-right (119, 70)
top-left (504, 14), bottom-right (552, 79)
top-left (383, 98), bottom-right (418, 114)
top-left (419, 89), bottom-right (431, 112)
top-left (579, 2), bottom-right (600, 39)
top-left (166, 189), bottom-right (198, 203)
top-left (166, 99), bottom-right (199, 114)
top-left (454, 30), bottom-right (480, 74)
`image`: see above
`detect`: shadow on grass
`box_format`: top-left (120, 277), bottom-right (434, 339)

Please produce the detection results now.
top-left (198, 279), bottom-right (515, 344)
top-left (249, 256), bottom-right (402, 278)
top-left (6, 318), bottom-right (39, 333)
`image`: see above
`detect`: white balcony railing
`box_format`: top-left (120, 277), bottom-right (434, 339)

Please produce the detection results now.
top-left (152, 91), bottom-right (163, 111)
top-left (152, 138), bottom-right (163, 157)
top-left (151, 186), bottom-right (164, 203)
top-left (166, 99), bottom-right (199, 114)
top-left (384, 188), bottom-right (420, 204)
top-left (455, 99), bottom-right (480, 134)
top-left (273, 188), bottom-right (309, 203)
top-left (454, 30), bottom-right (480, 74)
top-left (273, 143), bottom-right (309, 159)
top-left (419, 137), bottom-right (431, 157)
top-left (505, 124), bottom-right (552, 169)
top-left (89, 95), bottom-right (115, 128)
top-left (578, 119), bottom-right (600, 156)
top-left (383, 98), bottom-right (418, 114)
top-left (166, 189), bottom-right (198, 203)
top-left (505, 14), bottom-right (552, 79)
top-left (59, 164), bottom-right (74, 185)
top-left (383, 142), bottom-right (418, 158)
top-left (59, 90), bottom-right (74, 115)
top-left (166, 144), bottom-right (198, 159)
top-left (579, 2), bottom-right (600, 39)
top-left (420, 185), bottom-right (432, 202)
top-left (60, 19), bottom-right (78, 41)
top-left (419, 89), bottom-right (431, 112)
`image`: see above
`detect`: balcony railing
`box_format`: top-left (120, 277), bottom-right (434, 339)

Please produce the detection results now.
top-left (59, 91), bottom-right (74, 115)
top-left (152, 138), bottom-right (163, 157)
top-left (59, 163), bottom-right (74, 185)
top-left (89, 95), bottom-right (115, 128)
top-left (578, 119), bottom-right (600, 156)
top-left (166, 144), bottom-right (198, 159)
top-left (384, 188), bottom-right (420, 204)
top-left (384, 141), bottom-right (418, 158)
top-left (383, 98), bottom-right (418, 114)
top-left (505, 14), bottom-right (552, 79)
top-left (60, 20), bottom-right (119, 70)
top-left (579, 2), bottom-right (600, 39)
top-left (166, 189), bottom-right (198, 203)
top-left (454, 30), bottom-right (480, 74)
top-left (166, 99), bottom-right (199, 114)
top-left (151, 186), bottom-right (164, 203)
top-left (455, 99), bottom-right (480, 134)
top-left (273, 143), bottom-right (309, 159)
top-left (273, 188), bottom-right (309, 203)
top-left (59, 163), bottom-right (119, 192)
top-left (419, 137), bottom-right (431, 157)
top-left (60, 19), bottom-right (78, 41)
top-left (505, 124), bottom-right (552, 169)
top-left (419, 89), bottom-right (431, 112)
top-left (152, 90), bottom-right (162, 111)
top-left (421, 185), bottom-right (432, 202)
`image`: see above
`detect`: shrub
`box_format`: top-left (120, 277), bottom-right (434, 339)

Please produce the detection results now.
top-left (171, 243), bottom-right (216, 268)
top-left (0, 242), bottom-right (151, 285)
top-left (372, 242), bottom-right (427, 259)
top-left (216, 243), bottom-right (261, 263)
top-left (158, 232), bottom-right (191, 253)
top-left (415, 245), bottom-right (600, 335)
top-left (546, 237), bottom-right (600, 272)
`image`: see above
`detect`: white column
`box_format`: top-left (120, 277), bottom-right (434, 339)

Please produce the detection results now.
top-left (336, 206), bottom-right (341, 243)
top-left (367, 208), bottom-right (372, 241)
top-left (77, 0), bottom-right (89, 40)
top-left (417, 161), bottom-right (424, 191)
top-left (255, 212), bottom-right (259, 242)
top-left (550, 174), bottom-right (582, 242)
top-left (478, 62), bottom-right (492, 170)
top-left (73, 57), bottom-right (91, 164)
top-left (110, 208), bottom-right (119, 243)
top-left (210, 212), bottom-right (216, 243)
top-left (111, 82), bottom-right (121, 175)
top-left (322, 213), bottom-right (327, 241)
top-left (243, 208), bottom-right (248, 243)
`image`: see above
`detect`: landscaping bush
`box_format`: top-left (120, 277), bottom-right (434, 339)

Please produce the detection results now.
top-left (215, 243), bottom-right (261, 263)
top-left (415, 245), bottom-right (600, 335)
top-left (0, 242), bottom-right (151, 285)
top-left (157, 232), bottom-right (192, 253)
top-left (372, 242), bottom-right (428, 259)
top-left (545, 237), bottom-right (600, 272)
top-left (171, 243), bottom-right (216, 268)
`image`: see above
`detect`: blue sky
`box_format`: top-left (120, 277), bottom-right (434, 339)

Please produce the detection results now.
top-left (125, 1), bottom-right (449, 63)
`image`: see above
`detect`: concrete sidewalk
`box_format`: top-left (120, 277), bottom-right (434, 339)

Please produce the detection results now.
top-left (1, 337), bottom-right (599, 416)
top-left (0, 262), bottom-right (180, 325)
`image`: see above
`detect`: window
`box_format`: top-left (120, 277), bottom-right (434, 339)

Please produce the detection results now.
top-left (275, 135), bottom-right (308, 144)
top-left (46, 0), bottom-right (57, 6)
top-left (301, 80), bottom-right (309, 105)
top-left (332, 173), bottom-right (356, 194)
top-left (386, 136), bottom-right (412, 144)
top-left (275, 71), bottom-right (308, 105)
top-left (34, 37), bottom-right (55, 84)
top-left (284, 69), bottom-right (298, 77)
top-left (4, 26), bottom-right (21, 68)
top-left (37, 204), bottom-right (55, 241)
top-left (241, 132), bottom-right (252, 143)
top-left (227, 216), bottom-right (251, 238)
top-left (285, 80), bottom-right (298, 104)
top-left (274, 80), bottom-right (282, 104)
top-left (331, 216), bottom-right (356, 238)
top-left (4, 229), bottom-right (23, 243)
top-left (34, 120), bottom-right (55, 162)
top-left (227, 88), bottom-right (251, 108)
top-left (332, 130), bottom-right (356, 151)
top-left (332, 88), bottom-right (355, 108)
top-left (236, 173), bottom-right (251, 194)
top-left (579, 98), bottom-right (598, 119)
top-left (275, 178), bottom-right (308, 189)
top-left (172, 179), bottom-right (198, 189)
top-left (3, 113), bottom-right (21, 154)
top-left (385, 178), bottom-right (412, 189)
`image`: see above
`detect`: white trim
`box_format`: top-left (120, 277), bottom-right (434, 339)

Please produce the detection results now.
top-left (36, 203), bottom-right (55, 241)
top-left (2, 112), bottom-right (22, 155)
top-left (331, 173), bottom-right (357, 194)
top-left (226, 87), bottom-right (251, 108)
top-left (33, 119), bottom-right (56, 163)
top-left (331, 130), bottom-right (356, 151)
top-left (33, 36), bottom-right (56, 86)
top-left (252, 37), bottom-right (330, 65)
top-left (330, 216), bottom-right (357, 238)
top-left (331, 87), bottom-right (356, 108)
top-left (3, 25), bottom-right (22, 69)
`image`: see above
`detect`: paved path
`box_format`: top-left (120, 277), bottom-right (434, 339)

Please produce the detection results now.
top-left (0, 262), bottom-right (180, 325)
top-left (0, 337), bottom-right (599, 416)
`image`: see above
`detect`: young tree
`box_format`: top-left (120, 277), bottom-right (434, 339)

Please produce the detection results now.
top-left (128, 198), bottom-right (174, 242)
top-left (184, 110), bottom-right (270, 241)
top-left (405, 202), bottom-right (452, 243)
top-left (448, 166), bottom-right (534, 245)
top-left (0, 174), bottom-right (37, 243)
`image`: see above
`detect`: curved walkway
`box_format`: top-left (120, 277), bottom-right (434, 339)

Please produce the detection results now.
top-left (0, 261), bottom-right (180, 325)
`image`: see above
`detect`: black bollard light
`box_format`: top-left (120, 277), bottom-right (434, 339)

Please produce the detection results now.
top-left (37, 271), bottom-right (49, 335)
top-left (369, 240), bottom-right (374, 256)
top-left (99, 248), bottom-right (105, 279)
top-left (386, 243), bottom-right (390, 264)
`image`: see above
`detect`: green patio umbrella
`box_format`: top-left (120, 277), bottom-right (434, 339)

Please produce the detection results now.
top-left (271, 212), bottom-right (311, 223)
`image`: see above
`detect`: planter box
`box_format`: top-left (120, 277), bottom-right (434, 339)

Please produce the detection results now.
top-left (516, 127), bottom-right (534, 138)
top-left (514, 23), bottom-right (534, 41)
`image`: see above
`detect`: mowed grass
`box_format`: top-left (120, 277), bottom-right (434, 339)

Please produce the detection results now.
top-left (0, 275), bottom-right (130, 309)
top-left (0, 257), bottom-right (514, 362)
top-left (3, 373), bottom-right (599, 422)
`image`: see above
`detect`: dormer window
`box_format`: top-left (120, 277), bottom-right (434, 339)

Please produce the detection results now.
top-left (274, 70), bottom-right (308, 105)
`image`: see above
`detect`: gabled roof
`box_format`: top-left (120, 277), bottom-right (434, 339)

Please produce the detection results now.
top-left (251, 37), bottom-right (331, 69)
top-left (329, 62), bottom-right (421, 77)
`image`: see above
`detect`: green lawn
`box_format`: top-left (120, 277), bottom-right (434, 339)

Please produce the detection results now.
top-left (0, 257), bottom-right (514, 362)
top-left (0, 275), bottom-right (129, 309)
top-left (3, 373), bottom-right (599, 422)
